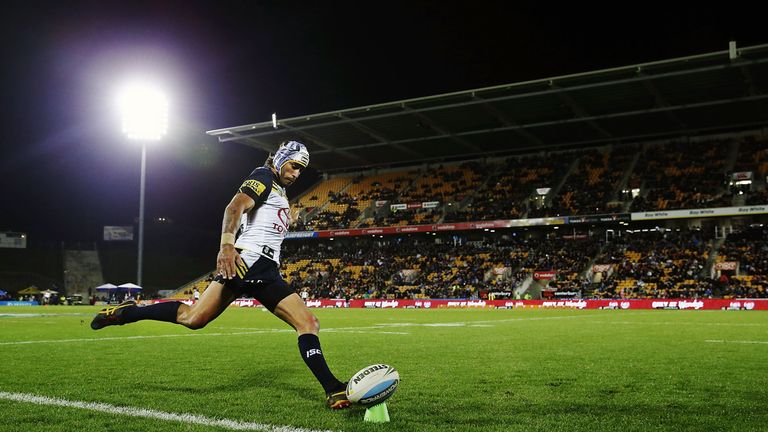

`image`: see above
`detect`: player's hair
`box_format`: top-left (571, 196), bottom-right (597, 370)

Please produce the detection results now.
top-left (263, 153), bottom-right (275, 168)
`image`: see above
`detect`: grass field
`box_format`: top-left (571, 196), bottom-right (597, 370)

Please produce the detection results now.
top-left (1, 306), bottom-right (766, 431)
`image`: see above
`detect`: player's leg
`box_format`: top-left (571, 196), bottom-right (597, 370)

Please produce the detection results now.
top-left (271, 292), bottom-right (349, 409)
top-left (175, 280), bottom-right (240, 329)
top-left (272, 292), bottom-right (319, 334)
top-left (91, 280), bottom-right (238, 330)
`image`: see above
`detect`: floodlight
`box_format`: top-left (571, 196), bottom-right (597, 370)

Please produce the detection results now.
top-left (116, 82), bottom-right (168, 286)
top-left (119, 84), bottom-right (168, 140)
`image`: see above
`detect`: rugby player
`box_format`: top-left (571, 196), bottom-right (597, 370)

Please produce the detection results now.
top-left (90, 141), bottom-right (350, 409)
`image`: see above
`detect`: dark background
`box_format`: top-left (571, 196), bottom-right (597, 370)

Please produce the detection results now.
top-left (1, 1), bottom-right (764, 244)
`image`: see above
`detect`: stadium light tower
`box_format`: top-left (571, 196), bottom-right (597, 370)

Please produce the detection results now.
top-left (118, 84), bottom-right (168, 287)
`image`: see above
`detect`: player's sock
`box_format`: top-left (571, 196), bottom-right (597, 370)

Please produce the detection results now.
top-left (298, 333), bottom-right (343, 393)
top-left (121, 301), bottom-right (181, 324)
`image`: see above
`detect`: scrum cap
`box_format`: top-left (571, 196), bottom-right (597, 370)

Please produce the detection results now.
top-left (273, 141), bottom-right (309, 172)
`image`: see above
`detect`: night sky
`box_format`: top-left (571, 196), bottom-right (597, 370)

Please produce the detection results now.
top-left (0, 1), bottom-right (764, 244)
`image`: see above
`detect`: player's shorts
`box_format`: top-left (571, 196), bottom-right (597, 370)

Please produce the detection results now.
top-left (214, 249), bottom-right (294, 312)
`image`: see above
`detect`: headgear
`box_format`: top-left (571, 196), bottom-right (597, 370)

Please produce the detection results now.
top-left (273, 141), bottom-right (310, 172)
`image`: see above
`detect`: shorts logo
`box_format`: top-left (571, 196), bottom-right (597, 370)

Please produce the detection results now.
top-left (306, 348), bottom-right (322, 358)
top-left (241, 180), bottom-right (267, 197)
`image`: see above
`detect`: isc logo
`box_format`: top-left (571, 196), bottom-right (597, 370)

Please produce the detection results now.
top-left (306, 349), bottom-right (322, 358)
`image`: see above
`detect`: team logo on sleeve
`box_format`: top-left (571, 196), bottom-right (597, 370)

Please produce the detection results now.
top-left (241, 179), bottom-right (267, 196)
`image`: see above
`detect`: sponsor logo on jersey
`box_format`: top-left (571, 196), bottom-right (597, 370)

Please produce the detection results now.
top-left (241, 180), bottom-right (267, 197)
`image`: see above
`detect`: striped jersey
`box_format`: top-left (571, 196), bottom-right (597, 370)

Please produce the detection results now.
top-left (234, 167), bottom-right (291, 264)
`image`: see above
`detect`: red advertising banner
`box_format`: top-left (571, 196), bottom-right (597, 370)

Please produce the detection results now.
top-left (157, 298), bottom-right (768, 310)
top-left (534, 271), bottom-right (557, 280)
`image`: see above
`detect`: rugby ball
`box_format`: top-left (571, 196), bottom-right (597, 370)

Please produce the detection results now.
top-left (346, 364), bottom-right (400, 405)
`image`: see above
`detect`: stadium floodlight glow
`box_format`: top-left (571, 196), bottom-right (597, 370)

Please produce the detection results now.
top-left (118, 84), bottom-right (168, 141)
top-left (117, 82), bottom-right (168, 287)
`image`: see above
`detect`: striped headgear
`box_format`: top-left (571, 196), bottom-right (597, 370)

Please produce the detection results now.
top-left (273, 141), bottom-right (310, 172)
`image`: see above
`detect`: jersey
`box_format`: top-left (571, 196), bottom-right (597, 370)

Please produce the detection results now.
top-left (234, 167), bottom-right (291, 265)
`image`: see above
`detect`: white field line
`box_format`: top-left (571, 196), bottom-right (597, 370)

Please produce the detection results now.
top-left (216, 314), bottom-right (604, 333)
top-left (584, 320), bottom-right (767, 327)
top-left (0, 326), bottom-right (411, 346)
top-left (0, 313), bottom-right (90, 318)
top-left (0, 313), bottom-right (627, 346)
top-left (0, 391), bottom-right (335, 432)
top-left (215, 326), bottom-right (410, 335)
top-left (705, 339), bottom-right (768, 345)
top-left (0, 329), bottom-right (293, 346)
top-left (372, 313), bottom-right (608, 327)
top-left (322, 329), bottom-right (409, 335)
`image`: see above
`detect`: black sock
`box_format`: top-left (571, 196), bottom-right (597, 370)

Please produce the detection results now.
top-left (121, 301), bottom-right (181, 324)
top-left (298, 333), bottom-right (343, 393)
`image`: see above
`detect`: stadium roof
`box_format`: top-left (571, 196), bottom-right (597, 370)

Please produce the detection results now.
top-left (207, 42), bottom-right (768, 172)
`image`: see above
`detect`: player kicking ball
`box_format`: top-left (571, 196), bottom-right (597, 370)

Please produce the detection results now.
top-left (91, 141), bottom-right (350, 409)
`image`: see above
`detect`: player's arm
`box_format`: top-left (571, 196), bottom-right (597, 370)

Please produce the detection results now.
top-left (217, 193), bottom-right (255, 279)
top-left (217, 170), bottom-right (272, 279)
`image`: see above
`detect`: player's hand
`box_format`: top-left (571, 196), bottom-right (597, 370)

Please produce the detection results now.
top-left (217, 244), bottom-right (244, 279)
top-left (290, 208), bottom-right (300, 226)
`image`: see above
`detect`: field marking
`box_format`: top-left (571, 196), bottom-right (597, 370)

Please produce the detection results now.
top-left (374, 313), bottom-right (607, 328)
top-left (323, 329), bottom-right (409, 335)
top-left (0, 324), bottom-right (411, 346)
top-left (585, 320), bottom-right (766, 327)
top-left (0, 313), bottom-right (633, 346)
top-left (705, 339), bottom-right (768, 345)
top-left (0, 329), bottom-right (294, 346)
top-left (0, 391), bottom-right (335, 432)
top-left (218, 326), bottom-right (410, 335)
top-left (0, 313), bottom-right (89, 318)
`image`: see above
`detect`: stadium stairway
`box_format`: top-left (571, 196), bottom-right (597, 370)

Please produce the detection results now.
top-left (704, 237), bottom-right (727, 278)
top-left (545, 156), bottom-right (580, 208)
top-left (63, 248), bottom-right (104, 299)
top-left (723, 139), bottom-right (741, 181)
top-left (732, 193), bottom-right (747, 207)
top-left (452, 162), bottom-right (503, 219)
top-left (164, 271), bottom-right (215, 299)
top-left (513, 275), bottom-right (534, 298)
top-left (296, 175), bottom-right (355, 225)
top-left (616, 149), bottom-right (642, 211)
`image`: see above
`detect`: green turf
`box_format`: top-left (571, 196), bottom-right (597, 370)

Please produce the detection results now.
top-left (0, 306), bottom-right (766, 431)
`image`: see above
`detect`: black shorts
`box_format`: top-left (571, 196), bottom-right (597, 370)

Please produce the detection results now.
top-left (214, 255), bottom-right (294, 312)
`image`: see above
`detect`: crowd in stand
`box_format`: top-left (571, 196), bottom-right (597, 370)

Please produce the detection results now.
top-left (278, 225), bottom-right (768, 301)
top-left (587, 229), bottom-right (714, 299)
top-left (297, 137), bottom-right (767, 232)
top-left (717, 226), bottom-right (768, 298)
top-left (167, 135), bottom-right (768, 302)
top-left (629, 140), bottom-right (732, 211)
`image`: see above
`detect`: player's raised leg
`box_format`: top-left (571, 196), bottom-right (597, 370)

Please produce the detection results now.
top-left (90, 280), bottom-right (237, 330)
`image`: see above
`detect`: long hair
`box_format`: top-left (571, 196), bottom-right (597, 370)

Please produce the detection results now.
top-left (263, 152), bottom-right (275, 168)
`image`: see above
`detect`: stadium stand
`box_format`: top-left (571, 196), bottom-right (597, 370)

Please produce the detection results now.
top-left (108, 131), bottom-right (765, 302)
top-left (7, 46), bottom-right (768, 303)
top-left (275, 223), bottom-right (768, 301)
top-left (5, 133), bottom-right (766, 303)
